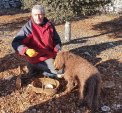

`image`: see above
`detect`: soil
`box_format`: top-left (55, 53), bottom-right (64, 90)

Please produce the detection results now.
top-left (0, 12), bottom-right (122, 113)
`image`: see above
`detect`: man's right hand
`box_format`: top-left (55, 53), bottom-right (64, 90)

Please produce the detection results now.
top-left (26, 48), bottom-right (38, 57)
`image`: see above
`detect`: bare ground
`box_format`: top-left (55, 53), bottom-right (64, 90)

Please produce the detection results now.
top-left (0, 12), bottom-right (122, 113)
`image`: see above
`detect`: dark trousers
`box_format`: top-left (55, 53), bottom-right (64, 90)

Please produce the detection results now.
top-left (27, 58), bottom-right (63, 77)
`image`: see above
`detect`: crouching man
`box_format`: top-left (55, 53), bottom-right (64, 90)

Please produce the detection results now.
top-left (12, 5), bottom-right (63, 79)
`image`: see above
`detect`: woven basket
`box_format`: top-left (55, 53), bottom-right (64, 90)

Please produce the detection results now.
top-left (30, 77), bottom-right (60, 96)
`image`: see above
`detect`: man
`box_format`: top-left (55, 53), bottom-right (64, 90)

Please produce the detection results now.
top-left (12, 5), bottom-right (62, 78)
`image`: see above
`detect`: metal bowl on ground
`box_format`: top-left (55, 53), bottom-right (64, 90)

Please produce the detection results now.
top-left (30, 77), bottom-right (60, 96)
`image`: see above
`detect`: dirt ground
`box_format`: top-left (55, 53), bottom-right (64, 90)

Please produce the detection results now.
top-left (0, 12), bottom-right (122, 113)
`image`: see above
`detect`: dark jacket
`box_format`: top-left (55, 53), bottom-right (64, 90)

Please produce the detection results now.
top-left (12, 17), bottom-right (61, 64)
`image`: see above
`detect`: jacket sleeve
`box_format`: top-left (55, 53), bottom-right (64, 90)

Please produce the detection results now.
top-left (51, 23), bottom-right (62, 52)
top-left (12, 20), bottom-right (32, 55)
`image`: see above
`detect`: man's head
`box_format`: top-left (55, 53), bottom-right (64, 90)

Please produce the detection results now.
top-left (31, 5), bottom-right (45, 24)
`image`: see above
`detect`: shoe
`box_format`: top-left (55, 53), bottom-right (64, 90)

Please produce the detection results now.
top-left (42, 72), bottom-right (56, 77)
top-left (42, 72), bottom-right (64, 79)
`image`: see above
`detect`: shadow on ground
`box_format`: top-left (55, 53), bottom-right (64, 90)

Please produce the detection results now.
top-left (63, 40), bottom-right (122, 65)
top-left (0, 76), bottom-right (17, 97)
top-left (93, 15), bottom-right (122, 38)
top-left (97, 59), bottom-right (122, 78)
top-left (97, 59), bottom-right (122, 113)
top-left (0, 16), bottom-right (30, 32)
top-left (0, 53), bottom-right (26, 73)
top-left (0, 53), bottom-right (28, 97)
top-left (0, 9), bottom-right (30, 16)
top-left (22, 90), bottom-right (85, 113)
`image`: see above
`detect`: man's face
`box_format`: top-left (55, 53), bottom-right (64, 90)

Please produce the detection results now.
top-left (32, 9), bottom-right (45, 24)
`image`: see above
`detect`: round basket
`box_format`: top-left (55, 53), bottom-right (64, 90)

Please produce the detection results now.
top-left (30, 77), bottom-right (60, 96)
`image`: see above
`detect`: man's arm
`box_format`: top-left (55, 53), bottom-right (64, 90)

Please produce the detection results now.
top-left (51, 24), bottom-right (62, 51)
top-left (12, 20), bottom-right (32, 55)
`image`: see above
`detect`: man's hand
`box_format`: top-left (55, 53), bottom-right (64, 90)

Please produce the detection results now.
top-left (26, 48), bottom-right (38, 57)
